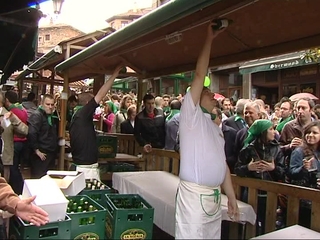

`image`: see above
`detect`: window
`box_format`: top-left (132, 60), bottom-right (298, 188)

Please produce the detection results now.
top-left (45, 34), bottom-right (50, 41)
top-left (121, 21), bottom-right (128, 28)
top-left (160, 0), bottom-right (171, 5)
top-left (38, 36), bottom-right (42, 42)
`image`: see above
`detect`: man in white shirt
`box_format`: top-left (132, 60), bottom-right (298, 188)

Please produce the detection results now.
top-left (175, 22), bottom-right (239, 239)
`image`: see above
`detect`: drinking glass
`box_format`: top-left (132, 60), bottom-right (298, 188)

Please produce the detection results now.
top-left (304, 156), bottom-right (318, 172)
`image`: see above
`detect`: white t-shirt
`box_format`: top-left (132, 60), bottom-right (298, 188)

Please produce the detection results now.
top-left (179, 92), bottom-right (227, 187)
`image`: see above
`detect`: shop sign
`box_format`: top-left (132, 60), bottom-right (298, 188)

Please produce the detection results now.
top-left (269, 60), bottom-right (300, 69)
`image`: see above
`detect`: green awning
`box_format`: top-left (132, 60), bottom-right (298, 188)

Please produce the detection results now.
top-left (55, 0), bottom-right (220, 74)
top-left (239, 51), bottom-right (317, 75)
top-left (15, 46), bottom-right (63, 82)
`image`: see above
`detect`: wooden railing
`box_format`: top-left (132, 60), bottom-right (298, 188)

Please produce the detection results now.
top-left (110, 134), bottom-right (320, 239)
top-left (109, 133), bottom-right (141, 156)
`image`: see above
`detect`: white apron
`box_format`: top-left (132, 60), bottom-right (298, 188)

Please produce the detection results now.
top-left (175, 180), bottom-right (222, 239)
top-left (76, 163), bottom-right (100, 181)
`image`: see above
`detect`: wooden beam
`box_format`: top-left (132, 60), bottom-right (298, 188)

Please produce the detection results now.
top-left (23, 78), bottom-right (63, 85)
top-left (118, 55), bottom-right (143, 75)
top-left (69, 45), bottom-right (87, 50)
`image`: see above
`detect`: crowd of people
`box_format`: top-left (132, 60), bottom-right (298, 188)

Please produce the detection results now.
top-left (0, 22), bottom-right (319, 239)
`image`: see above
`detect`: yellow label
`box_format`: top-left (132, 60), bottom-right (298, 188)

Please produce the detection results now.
top-left (121, 229), bottom-right (147, 240)
top-left (74, 232), bottom-right (99, 240)
top-left (99, 145), bottom-right (113, 154)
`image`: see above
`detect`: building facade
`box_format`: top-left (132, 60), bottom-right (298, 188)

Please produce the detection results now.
top-left (211, 51), bottom-right (320, 106)
top-left (38, 23), bottom-right (84, 54)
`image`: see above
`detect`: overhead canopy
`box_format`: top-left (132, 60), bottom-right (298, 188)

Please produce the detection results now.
top-left (55, 0), bottom-right (320, 81)
top-left (14, 27), bottom-right (115, 84)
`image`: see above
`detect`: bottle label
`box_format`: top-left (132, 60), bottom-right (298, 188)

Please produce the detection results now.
top-left (120, 229), bottom-right (147, 240)
top-left (74, 232), bottom-right (99, 240)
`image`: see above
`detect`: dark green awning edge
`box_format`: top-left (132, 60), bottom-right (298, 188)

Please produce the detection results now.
top-left (239, 54), bottom-right (319, 75)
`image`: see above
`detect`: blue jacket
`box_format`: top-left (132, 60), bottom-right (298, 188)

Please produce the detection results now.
top-left (289, 147), bottom-right (320, 187)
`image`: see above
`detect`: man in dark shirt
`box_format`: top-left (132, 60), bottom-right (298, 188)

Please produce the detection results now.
top-left (134, 93), bottom-right (166, 152)
top-left (27, 94), bottom-right (58, 178)
top-left (69, 66), bottom-right (122, 173)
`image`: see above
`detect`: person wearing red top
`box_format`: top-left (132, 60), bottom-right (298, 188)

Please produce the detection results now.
top-left (5, 91), bottom-right (28, 194)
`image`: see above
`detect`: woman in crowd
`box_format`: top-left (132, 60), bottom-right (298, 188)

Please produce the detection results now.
top-left (120, 105), bottom-right (137, 134)
top-left (288, 121), bottom-right (320, 228)
top-left (94, 101), bottom-right (117, 133)
top-left (234, 119), bottom-right (285, 235)
top-left (289, 121), bottom-right (320, 187)
top-left (114, 94), bottom-right (133, 133)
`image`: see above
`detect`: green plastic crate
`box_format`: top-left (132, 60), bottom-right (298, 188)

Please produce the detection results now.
top-left (96, 134), bottom-right (117, 158)
top-left (105, 194), bottom-right (154, 240)
top-left (79, 179), bottom-right (116, 207)
top-left (108, 162), bottom-right (136, 172)
top-left (9, 215), bottom-right (71, 239)
top-left (66, 195), bottom-right (107, 240)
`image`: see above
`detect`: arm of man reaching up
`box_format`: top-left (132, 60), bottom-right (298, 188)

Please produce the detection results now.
top-left (189, 23), bottom-right (225, 105)
top-left (94, 65), bottom-right (123, 104)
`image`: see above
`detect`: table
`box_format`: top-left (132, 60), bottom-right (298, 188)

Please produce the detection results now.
top-left (65, 153), bottom-right (143, 180)
top-left (251, 225), bottom-right (320, 239)
top-left (112, 171), bottom-right (256, 237)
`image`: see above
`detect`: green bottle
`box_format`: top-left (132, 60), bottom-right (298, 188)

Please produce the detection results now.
top-left (72, 202), bottom-right (78, 212)
top-left (83, 201), bottom-right (89, 211)
top-left (79, 197), bottom-right (85, 206)
top-left (88, 205), bottom-right (94, 212)
top-left (77, 206), bottom-right (83, 213)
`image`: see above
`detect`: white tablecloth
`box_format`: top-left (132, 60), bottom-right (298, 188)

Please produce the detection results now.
top-left (112, 171), bottom-right (256, 237)
top-left (251, 225), bottom-right (320, 239)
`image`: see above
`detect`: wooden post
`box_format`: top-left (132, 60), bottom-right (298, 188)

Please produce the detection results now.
top-left (137, 78), bottom-right (143, 111)
top-left (58, 72), bottom-right (68, 170)
top-left (58, 45), bottom-right (71, 170)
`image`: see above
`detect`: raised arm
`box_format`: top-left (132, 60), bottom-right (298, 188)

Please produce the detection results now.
top-left (190, 23), bottom-right (225, 105)
top-left (94, 65), bottom-right (123, 104)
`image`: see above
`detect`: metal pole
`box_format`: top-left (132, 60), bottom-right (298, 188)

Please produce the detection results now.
top-left (58, 45), bottom-right (71, 170)
top-left (58, 73), bottom-right (68, 170)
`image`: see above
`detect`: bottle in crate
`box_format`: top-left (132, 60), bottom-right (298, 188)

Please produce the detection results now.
top-left (79, 179), bottom-right (115, 208)
top-left (66, 195), bottom-right (106, 239)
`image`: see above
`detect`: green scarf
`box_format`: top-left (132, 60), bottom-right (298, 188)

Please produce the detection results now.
top-left (71, 105), bottom-right (83, 121)
top-left (201, 106), bottom-right (216, 120)
top-left (163, 106), bottom-right (171, 115)
top-left (166, 109), bottom-right (180, 122)
top-left (38, 106), bottom-right (59, 126)
top-left (276, 115), bottom-right (294, 132)
top-left (8, 103), bottom-right (23, 111)
top-left (106, 101), bottom-right (118, 114)
top-left (120, 108), bottom-right (127, 114)
top-left (235, 114), bottom-right (248, 128)
top-left (243, 119), bottom-right (273, 148)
